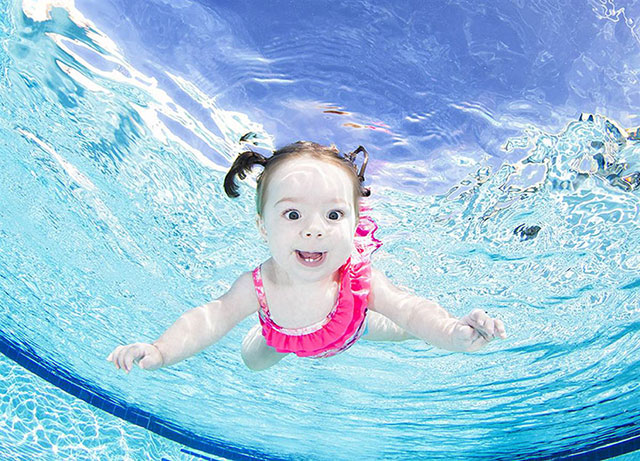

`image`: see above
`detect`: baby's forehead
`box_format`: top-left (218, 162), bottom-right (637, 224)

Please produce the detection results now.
top-left (265, 157), bottom-right (355, 202)
top-left (271, 157), bottom-right (350, 182)
top-left (276, 156), bottom-right (339, 173)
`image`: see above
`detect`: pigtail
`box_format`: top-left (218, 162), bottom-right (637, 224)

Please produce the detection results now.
top-left (344, 146), bottom-right (371, 197)
top-left (224, 150), bottom-right (268, 198)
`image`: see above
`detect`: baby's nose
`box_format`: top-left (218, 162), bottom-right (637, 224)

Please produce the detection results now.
top-left (303, 221), bottom-right (324, 238)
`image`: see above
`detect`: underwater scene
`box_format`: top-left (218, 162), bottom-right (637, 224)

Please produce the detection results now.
top-left (0, 0), bottom-right (639, 459)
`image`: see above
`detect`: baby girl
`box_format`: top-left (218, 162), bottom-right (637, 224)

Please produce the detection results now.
top-left (107, 141), bottom-right (506, 372)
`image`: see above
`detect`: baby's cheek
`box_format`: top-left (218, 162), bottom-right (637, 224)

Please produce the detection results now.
top-left (266, 239), bottom-right (287, 261)
top-left (337, 239), bottom-right (355, 259)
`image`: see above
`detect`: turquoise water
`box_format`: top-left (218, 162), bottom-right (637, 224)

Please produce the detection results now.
top-left (0, 354), bottom-right (225, 460)
top-left (1, 0), bottom-right (640, 459)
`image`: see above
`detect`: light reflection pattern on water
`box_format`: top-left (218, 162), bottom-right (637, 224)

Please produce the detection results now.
top-left (0, 0), bottom-right (639, 459)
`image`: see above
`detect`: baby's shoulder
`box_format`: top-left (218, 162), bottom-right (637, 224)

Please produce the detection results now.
top-left (235, 270), bottom-right (255, 289)
top-left (369, 266), bottom-right (391, 291)
top-left (219, 270), bottom-right (259, 316)
top-left (368, 266), bottom-right (414, 314)
top-left (368, 266), bottom-right (389, 313)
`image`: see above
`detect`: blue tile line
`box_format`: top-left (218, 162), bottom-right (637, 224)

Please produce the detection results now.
top-left (491, 430), bottom-right (640, 461)
top-left (533, 430), bottom-right (640, 461)
top-left (0, 332), bottom-right (285, 461)
top-left (181, 447), bottom-right (220, 460)
top-left (0, 331), bottom-right (638, 460)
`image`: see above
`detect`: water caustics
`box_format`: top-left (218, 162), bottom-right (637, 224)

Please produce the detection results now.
top-left (0, 0), bottom-right (639, 460)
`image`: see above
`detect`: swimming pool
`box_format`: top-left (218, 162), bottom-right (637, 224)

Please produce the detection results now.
top-left (1, 0), bottom-right (639, 459)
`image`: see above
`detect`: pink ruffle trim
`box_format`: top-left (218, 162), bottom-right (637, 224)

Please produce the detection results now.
top-left (257, 199), bottom-right (382, 358)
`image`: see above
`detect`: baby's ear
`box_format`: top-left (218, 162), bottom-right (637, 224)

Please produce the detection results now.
top-left (256, 215), bottom-right (267, 240)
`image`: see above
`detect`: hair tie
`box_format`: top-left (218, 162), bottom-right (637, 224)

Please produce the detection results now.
top-left (344, 146), bottom-right (369, 182)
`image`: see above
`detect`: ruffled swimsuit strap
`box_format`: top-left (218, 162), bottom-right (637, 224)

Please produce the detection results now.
top-left (252, 264), bottom-right (279, 332)
top-left (251, 264), bottom-right (270, 319)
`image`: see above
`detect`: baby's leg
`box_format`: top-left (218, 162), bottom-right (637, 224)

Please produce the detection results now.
top-left (361, 311), bottom-right (417, 341)
top-left (241, 324), bottom-right (288, 371)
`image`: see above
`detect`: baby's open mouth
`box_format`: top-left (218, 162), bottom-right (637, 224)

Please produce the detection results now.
top-left (296, 250), bottom-right (326, 267)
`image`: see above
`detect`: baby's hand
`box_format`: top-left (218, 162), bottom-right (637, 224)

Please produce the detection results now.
top-left (452, 309), bottom-right (507, 352)
top-left (106, 343), bottom-right (164, 373)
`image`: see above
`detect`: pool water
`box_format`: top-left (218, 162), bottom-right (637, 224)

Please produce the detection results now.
top-left (1, 0), bottom-right (640, 459)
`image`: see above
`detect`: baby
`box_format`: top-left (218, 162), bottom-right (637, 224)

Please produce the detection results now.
top-left (107, 141), bottom-right (507, 372)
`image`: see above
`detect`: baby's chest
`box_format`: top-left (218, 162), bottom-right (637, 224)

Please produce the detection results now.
top-left (266, 292), bottom-right (336, 329)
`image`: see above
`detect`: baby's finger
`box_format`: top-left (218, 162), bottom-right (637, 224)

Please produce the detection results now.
top-left (109, 347), bottom-right (123, 369)
top-left (466, 328), bottom-right (490, 352)
top-left (478, 311), bottom-right (497, 337)
top-left (466, 310), bottom-right (493, 338)
top-left (106, 348), bottom-right (120, 362)
top-left (475, 327), bottom-right (491, 342)
top-left (114, 352), bottom-right (123, 370)
top-left (494, 318), bottom-right (507, 339)
top-left (115, 347), bottom-right (130, 371)
top-left (461, 322), bottom-right (488, 343)
top-left (481, 320), bottom-right (496, 338)
top-left (123, 347), bottom-right (141, 373)
top-left (127, 344), bottom-right (147, 372)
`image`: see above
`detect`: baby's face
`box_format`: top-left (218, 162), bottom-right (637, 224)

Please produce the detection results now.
top-left (257, 157), bottom-right (357, 284)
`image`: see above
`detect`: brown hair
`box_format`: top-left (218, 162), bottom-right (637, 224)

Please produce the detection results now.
top-left (224, 141), bottom-right (370, 220)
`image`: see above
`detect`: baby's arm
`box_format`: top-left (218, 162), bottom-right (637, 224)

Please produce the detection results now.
top-left (107, 271), bottom-right (257, 372)
top-left (369, 268), bottom-right (506, 352)
top-left (361, 310), bottom-right (416, 341)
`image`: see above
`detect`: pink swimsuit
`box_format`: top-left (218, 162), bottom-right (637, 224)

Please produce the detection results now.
top-left (251, 200), bottom-right (382, 358)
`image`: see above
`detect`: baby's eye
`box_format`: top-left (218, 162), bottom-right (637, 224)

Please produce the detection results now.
top-left (284, 210), bottom-right (301, 220)
top-left (327, 210), bottom-right (344, 220)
